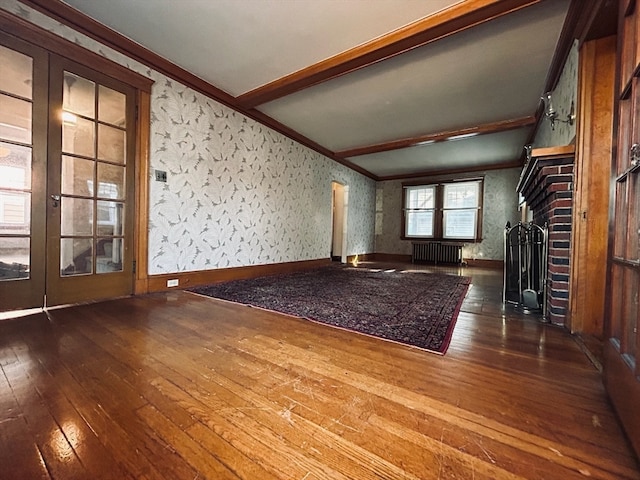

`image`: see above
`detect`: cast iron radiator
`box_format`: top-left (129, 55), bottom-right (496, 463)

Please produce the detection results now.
top-left (411, 242), bottom-right (463, 265)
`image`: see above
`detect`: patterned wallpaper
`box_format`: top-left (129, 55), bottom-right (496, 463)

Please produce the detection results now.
top-left (1, 0), bottom-right (376, 275)
top-left (533, 40), bottom-right (579, 148)
top-left (375, 168), bottom-right (521, 261)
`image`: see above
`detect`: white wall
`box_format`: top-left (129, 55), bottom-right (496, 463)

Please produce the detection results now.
top-left (374, 168), bottom-right (521, 261)
top-left (2, 0), bottom-right (376, 275)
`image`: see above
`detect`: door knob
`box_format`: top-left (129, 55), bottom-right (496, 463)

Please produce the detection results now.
top-left (50, 194), bottom-right (60, 207)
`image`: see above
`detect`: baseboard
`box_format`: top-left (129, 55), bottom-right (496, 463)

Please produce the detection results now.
top-left (147, 258), bottom-right (331, 293)
top-left (464, 259), bottom-right (504, 269)
top-left (370, 253), bottom-right (413, 263)
top-left (346, 253), bottom-right (376, 264)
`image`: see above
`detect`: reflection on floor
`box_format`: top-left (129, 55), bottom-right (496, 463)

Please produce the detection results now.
top-left (0, 262), bottom-right (638, 479)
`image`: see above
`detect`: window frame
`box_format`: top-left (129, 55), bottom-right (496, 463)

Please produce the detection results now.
top-left (401, 178), bottom-right (484, 242)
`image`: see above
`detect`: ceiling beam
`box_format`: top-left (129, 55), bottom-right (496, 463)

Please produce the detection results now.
top-left (335, 116), bottom-right (536, 158)
top-left (237, 0), bottom-right (542, 108)
top-left (15, 0), bottom-right (377, 181)
top-left (376, 159), bottom-right (523, 182)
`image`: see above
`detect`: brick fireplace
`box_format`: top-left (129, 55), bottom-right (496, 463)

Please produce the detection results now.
top-left (517, 145), bottom-right (575, 325)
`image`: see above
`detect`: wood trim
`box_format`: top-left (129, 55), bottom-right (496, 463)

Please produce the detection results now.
top-left (336, 117), bottom-right (535, 158)
top-left (0, 8), bottom-right (152, 92)
top-left (603, 340), bottom-right (640, 457)
top-left (530, 144), bottom-right (576, 158)
top-left (247, 108), bottom-right (378, 179)
top-left (464, 258), bottom-right (504, 269)
top-left (147, 259), bottom-right (331, 293)
top-left (237, 0), bottom-right (542, 107)
top-left (371, 253), bottom-right (413, 263)
top-left (16, 0), bottom-right (378, 180)
top-left (377, 160), bottom-right (522, 182)
top-left (568, 35), bottom-right (615, 336)
top-left (134, 90), bottom-right (151, 295)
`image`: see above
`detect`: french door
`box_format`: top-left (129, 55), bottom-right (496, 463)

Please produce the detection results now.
top-left (0, 33), bottom-right (136, 312)
top-left (604, 0), bottom-right (640, 457)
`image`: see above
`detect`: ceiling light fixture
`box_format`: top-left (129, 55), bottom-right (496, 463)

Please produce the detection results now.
top-left (541, 92), bottom-right (575, 130)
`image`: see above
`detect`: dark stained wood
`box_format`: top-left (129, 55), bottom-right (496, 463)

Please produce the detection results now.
top-left (147, 258), bottom-right (331, 293)
top-left (0, 263), bottom-right (638, 479)
top-left (604, 340), bottom-right (640, 456)
top-left (336, 117), bottom-right (536, 158)
top-left (603, 0), bottom-right (640, 460)
top-left (134, 90), bottom-right (151, 294)
top-left (569, 35), bottom-right (616, 336)
top-left (377, 159), bottom-right (522, 182)
top-left (0, 32), bottom-right (48, 312)
top-left (236, 0), bottom-right (542, 108)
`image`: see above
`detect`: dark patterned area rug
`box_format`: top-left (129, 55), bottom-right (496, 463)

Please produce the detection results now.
top-left (189, 266), bottom-right (471, 354)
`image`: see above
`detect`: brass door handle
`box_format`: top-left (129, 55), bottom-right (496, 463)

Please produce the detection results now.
top-left (51, 194), bottom-right (60, 207)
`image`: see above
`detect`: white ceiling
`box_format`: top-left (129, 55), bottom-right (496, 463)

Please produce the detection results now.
top-left (60, 0), bottom-right (571, 179)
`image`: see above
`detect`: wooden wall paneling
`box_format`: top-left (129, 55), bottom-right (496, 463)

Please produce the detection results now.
top-left (134, 90), bottom-right (151, 295)
top-left (569, 35), bottom-right (617, 336)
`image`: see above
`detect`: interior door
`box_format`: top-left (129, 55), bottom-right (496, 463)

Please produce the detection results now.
top-left (603, 0), bottom-right (640, 457)
top-left (0, 35), bottom-right (136, 312)
top-left (0, 33), bottom-right (47, 311)
top-left (45, 57), bottom-right (136, 306)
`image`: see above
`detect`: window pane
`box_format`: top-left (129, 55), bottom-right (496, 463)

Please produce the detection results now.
top-left (406, 186), bottom-right (434, 209)
top-left (0, 45), bottom-right (33, 99)
top-left (406, 210), bottom-right (433, 237)
top-left (96, 200), bottom-right (124, 236)
top-left (96, 238), bottom-right (123, 273)
top-left (0, 143), bottom-right (31, 189)
top-left (98, 124), bottom-right (126, 164)
top-left (0, 236), bottom-right (29, 280)
top-left (63, 72), bottom-right (95, 118)
top-left (98, 86), bottom-right (126, 127)
top-left (0, 190), bottom-right (30, 234)
top-left (444, 182), bottom-right (479, 209)
top-left (60, 197), bottom-right (93, 236)
top-left (61, 156), bottom-right (94, 197)
top-left (97, 163), bottom-right (125, 200)
top-left (63, 115), bottom-right (95, 157)
top-left (60, 238), bottom-right (92, 276)
top-left (0, 93), bottom-right (31, 144)
top-left (444, 210), bottom-right (477, 239)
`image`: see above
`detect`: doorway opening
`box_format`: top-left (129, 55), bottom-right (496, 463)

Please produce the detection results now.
top-left (331, 182), bottom-right (348, 263)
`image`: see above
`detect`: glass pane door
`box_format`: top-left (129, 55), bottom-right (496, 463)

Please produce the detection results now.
top-left (46, 57), bottom-right (135, 306)
top-left (0, 35), bottom-right (47, 312)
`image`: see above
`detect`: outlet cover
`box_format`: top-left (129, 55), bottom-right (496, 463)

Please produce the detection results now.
top-left (155, 170), bottom-right (167, 182)
top-left (167, 279), bottom-right (179, 287)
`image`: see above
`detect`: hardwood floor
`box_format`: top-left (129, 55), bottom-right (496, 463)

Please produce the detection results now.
top-left (0, 263), bottom-right (638, 479)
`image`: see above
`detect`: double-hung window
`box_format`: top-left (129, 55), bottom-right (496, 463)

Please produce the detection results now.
top-left (404, 185), bottom-right (435, 237)
top-left (403, 179), bottom-right (483, 241)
